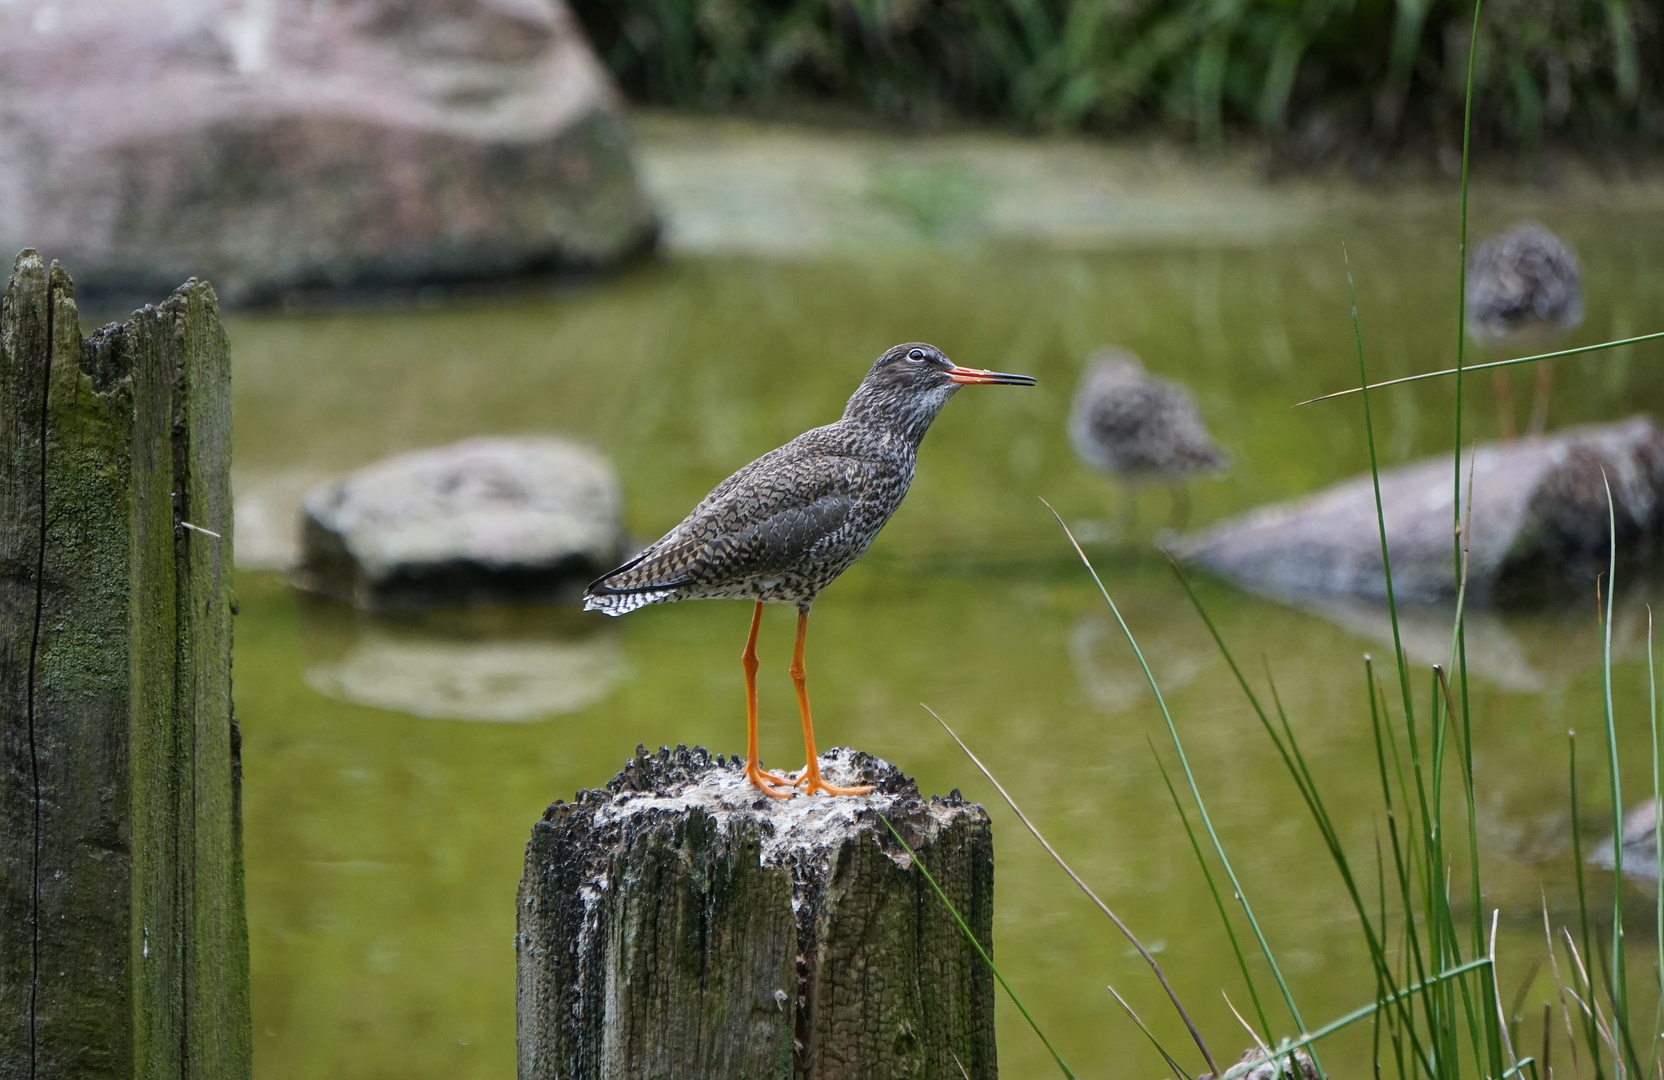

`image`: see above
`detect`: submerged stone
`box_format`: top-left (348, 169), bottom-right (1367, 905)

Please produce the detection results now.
top-left (297, 436), bottom-right (625, 611)
top-left (0, 0), bottom-right (656, 305)
top-left (1173, 416), bottom-right (1664, 606)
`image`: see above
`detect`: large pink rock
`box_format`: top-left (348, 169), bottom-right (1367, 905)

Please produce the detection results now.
top-left (0, 0), bottom-right (656, 304)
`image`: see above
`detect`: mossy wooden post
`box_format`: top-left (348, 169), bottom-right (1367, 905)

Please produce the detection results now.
top-left (517, 746), bottom-right (997, 1080)
top-left (0, 251), bottom-right (249, 1079)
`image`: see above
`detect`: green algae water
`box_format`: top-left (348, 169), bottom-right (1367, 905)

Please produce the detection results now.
top-left (230, 204), bottom-right (1664, 1078)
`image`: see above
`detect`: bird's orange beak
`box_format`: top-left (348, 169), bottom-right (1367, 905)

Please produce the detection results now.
top-left (946, 365), bottom-right (1037, 386)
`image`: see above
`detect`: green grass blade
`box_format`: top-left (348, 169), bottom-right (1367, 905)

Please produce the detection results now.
top-left (877, 814), bottom-right (1080, 1080)
top-left (1448, 455), bottom-right (1491, 1068)
top-left (1293, 331), bottom-right (1664, 406)
top-left (922, 704), bottom-right (1219, 1074)
top-left (1450, 0), bottom-right (1476, 784)
top-left (1453, 0), bottom-right (1478, 537)
top-left (1267, 665), bottom-right (1445, 1075)
top-left (1425, 672), bottom-right (1478, 1080)
top-left (1231, 957), bottom-right (1493, 1073)
top-left (1339, 256), bottom-right (1456, 1073)
top-left (1597, 475), bottom-right (1641, 1073)
top-left (1569, 733), bottom-right (1608, 1080)
top-left (1376, 675), bottom-right (1447, 1069)
top-left (1651, 606), bottom-right (1663, 1079)
top-left (1045, 499), bottom-right (1315, 1054)
top-left (1168, 560), bottom-right (1435, 1068)
top-left (1450, 8), bottom-right (1500, 1066)
top-left (1153, 749), bottom-right (1276, 1044)
top-left (1366, 665), bottom-right (1445, 1075)
top-left (1108, 985), bottom-right (1195, 1080)
top-left (1431, 667), bottom-right (1499, 1080)
top-left (1388, 669), bottom-right (1446, 1059)
top-left (1342, 252), bottom-right (1417, 738)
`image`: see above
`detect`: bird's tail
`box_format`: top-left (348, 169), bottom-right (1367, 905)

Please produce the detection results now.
top-left (582, 586), bottom-right (680, 617)
top-left (583, 548), bottom-right (691, 616)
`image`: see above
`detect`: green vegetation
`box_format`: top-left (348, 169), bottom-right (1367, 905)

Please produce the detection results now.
top-left (571, 0), bottom-right (1659, 152)
top-left (910, 8), bottom-right (1664, 1076)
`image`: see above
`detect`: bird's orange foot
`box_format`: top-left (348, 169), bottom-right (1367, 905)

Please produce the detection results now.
top-left (793, 763), bottom-right (874, 797)
top-left (745, 761), bottom-right (797, 798)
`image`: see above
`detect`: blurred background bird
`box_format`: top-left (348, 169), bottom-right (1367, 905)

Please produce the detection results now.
top-left (1068, 348), bottom-right (1227, 533)
top-left (1465, 222), bottom-right (1584, 439)
top-left (584, 342), bottom-right (1035, 797)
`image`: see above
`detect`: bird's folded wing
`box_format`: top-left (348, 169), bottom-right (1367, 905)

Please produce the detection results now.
top-left (592, 451), bottom-right (873, 593)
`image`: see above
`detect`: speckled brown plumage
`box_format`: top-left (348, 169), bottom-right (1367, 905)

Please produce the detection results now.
top-left (1465, 222), bottom-right (1584, 438)
top-left (1465, 222), bottom-right (1584, 348)
top-left (1068, 349), bottom-right (1225, 483)
top-left (585, 343), bottom-right (1034, 615)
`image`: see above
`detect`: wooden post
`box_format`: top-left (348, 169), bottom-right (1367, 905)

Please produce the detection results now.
top-left (0, 251), bottom-right (249, 1080)
top-left (517, 745), bottom-right (997, 1080)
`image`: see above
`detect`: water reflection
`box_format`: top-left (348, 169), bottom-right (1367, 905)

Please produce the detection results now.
top-left (1070, 610), bottom-right (1212, 711)
top-left (1288, 577), bottom-right (1662, 696)
top-left (297, 600), bottom-right (620, 721)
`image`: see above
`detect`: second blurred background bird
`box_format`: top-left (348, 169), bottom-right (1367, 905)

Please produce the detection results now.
top-left (1465, 222), bottom-right (1583, 439)
top-left (1068, 348), bottom-right (1227, 534)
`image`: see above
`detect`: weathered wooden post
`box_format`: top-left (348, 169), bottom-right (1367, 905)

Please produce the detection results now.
top-left (517, 745), bottom-right (996, 1079)
top-left (0, 251), bottom-right (249, 1079)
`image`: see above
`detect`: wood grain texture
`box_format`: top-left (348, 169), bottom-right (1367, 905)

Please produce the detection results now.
top-left (31, 259), bottom-right (140, 1079)
top-left (0, 253), bottom-right (249, 1080)
top-left (171, 278), bottom-right (249, 1080)
top-left (119, 296), bottom-right (185, 1080)
top-left (518, 746), bottom-right (996, 1080)
top-left (0, 251), bottom-right (50, 1080)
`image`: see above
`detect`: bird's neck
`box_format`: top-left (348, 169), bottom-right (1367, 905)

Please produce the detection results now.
top-left (840, 385), bottom-right (949, 448)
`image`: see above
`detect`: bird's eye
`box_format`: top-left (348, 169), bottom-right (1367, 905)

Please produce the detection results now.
top-left (907, 348), bottom-right (926, 362)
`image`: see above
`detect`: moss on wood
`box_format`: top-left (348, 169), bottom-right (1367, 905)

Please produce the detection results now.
top-left (0, 252), bottom-right (249, 1080)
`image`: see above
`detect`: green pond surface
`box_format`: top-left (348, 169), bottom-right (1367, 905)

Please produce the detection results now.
top-left (229, 202), bottom-right (1664, 1078)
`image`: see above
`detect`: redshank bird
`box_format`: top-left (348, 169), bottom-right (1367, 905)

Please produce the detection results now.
top-left (1465, 222), bottom-right (1583, 439)
top-left (1068, 348), bottom-right (1226, 531)
top-left (583, 343), bottom-right (1035, 797)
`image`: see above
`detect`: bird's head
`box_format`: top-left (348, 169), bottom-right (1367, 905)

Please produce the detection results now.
top-left (843, 342), bottom-right (1035, 442)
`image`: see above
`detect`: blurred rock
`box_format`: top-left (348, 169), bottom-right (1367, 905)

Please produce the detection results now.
top-left (0, 0), bottom-right (656, 305)
top-left (1590, 798), bottom-right (1661, 887)
top-left (1174, 416), bottom-right (1664, 606)
top-left (298, 437), bottom-right (625, 611)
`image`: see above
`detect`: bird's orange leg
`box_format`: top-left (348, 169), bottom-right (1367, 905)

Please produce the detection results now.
top-left (789, 607), bottom-right (873, 797)
top-left (1527, 361), bottom-right (1554, 437)
top-left (742, 601), bottom-right (794, 798)
top-left (1492, 367), bottom-right (1516, 441)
